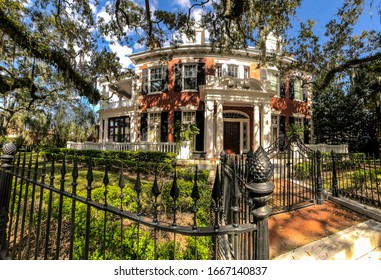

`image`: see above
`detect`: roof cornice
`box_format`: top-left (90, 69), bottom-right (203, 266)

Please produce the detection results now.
top-left (130, 44), bottom-right (295, 65)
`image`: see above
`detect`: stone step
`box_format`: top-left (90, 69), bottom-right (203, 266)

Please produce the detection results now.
top-left (273, 219), bottom-right (381, 260)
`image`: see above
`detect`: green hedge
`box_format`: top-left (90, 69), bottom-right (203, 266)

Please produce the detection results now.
top-left (40, 148), bottom-right (177, 173)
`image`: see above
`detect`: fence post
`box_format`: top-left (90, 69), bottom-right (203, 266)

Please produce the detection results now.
top-left (331, 150), bottom-right (339, 197)
top-left (0, 142), bottom-right (17, 255)
top-left (245, 146), bottom-right (274, 260)
top-left (316, 150), bottom-right (324, 204)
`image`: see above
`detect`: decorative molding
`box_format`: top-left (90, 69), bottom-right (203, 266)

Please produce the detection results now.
top-left (179, 104), bottom-right (198, 111)
top-left (146, 106), bottom-right (163, 113)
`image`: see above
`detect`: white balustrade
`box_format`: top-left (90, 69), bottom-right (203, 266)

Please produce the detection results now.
top-left (66, 141), bottom-right (177, 153)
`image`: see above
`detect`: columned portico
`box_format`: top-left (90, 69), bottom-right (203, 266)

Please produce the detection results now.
top-left (200, 76), bottom-right (275, 159)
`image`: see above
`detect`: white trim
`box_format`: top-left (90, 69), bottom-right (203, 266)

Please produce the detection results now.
top-left (223, 110), bottom-right (250, 154)
top-left (179, 105), bottom-right (198, 111)
top-left (146, 106), bottom-right (163, 112)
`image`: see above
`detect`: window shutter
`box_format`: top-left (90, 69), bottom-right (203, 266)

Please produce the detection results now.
top-left (140, 113), bottom-right (148, 141)
top-left (280, 80), bottom-right (286, 98)
top-left (141, 68), bottom-right (148, 94)
top-left (174, 64), bottom-right (182, 92)
top-left (289, 80), bottom-right (295, 99)
top-left (174, 111), bottom-right (182, 142)
top-left (161, 65), bottom-right (168, 92)
top-left (197, 63), bottom-right (205, 86)
top-left (302, 86), bottom-right (308, 101)
top-left (160, 111), bottom-right (168, 142)
top-left (260, 69), bottom-right (268, 81)
top-left (195, 110), bottom-right (204, 151)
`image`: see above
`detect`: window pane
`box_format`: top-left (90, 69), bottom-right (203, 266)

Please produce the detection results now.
top-left (150, 67), bottom-right (162, 92)
top-left (227, 65), bottom-right (238, 78)
top-left (184, 78), bottom-right (197, 90)
top-left (184, 65), bottom-right (196, 77)
top-left (216, 65), bottom-right (223, 77)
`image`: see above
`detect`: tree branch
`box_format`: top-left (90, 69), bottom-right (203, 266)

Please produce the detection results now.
top-left (0, 6), bottom-right (100, 104)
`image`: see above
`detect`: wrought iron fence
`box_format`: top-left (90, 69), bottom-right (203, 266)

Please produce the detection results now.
top-left (0, 143), bottom-right (275, 260)
top-left (322, 152), bottom-right (381, 208)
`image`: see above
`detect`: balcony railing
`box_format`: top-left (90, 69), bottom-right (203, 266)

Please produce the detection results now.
top-left (100, 100), bottom-right (134, 110)
top-left (66, 141), bottom-right (177, 153)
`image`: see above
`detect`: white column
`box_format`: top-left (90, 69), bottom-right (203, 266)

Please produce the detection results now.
top-left (98, 118), bottom-right (104, 143)
top-left (104, 118), bottom-right (109, 142)
top-left (205, 100), bottom-right (215, 159)
top-left (253, 104), bottom-right (260, 151)
top-left (216, 101), bottom-right (224, 156)
top-left (130, 111), bottom-right (138, 143)
top-left (262, 103), bottom-right (272, 149)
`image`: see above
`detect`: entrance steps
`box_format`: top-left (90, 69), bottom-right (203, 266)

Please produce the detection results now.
top-left (273, 219), bottom-right (381, 260)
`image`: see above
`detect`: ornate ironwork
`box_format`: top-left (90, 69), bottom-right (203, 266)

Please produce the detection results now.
top-left (247, 147), bottom-right (273, 183)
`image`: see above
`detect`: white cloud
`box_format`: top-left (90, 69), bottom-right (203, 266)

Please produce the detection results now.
top-left (174, 0), bottom-right (191, 9)
top-left (109, 42), bottom-right (133, 69)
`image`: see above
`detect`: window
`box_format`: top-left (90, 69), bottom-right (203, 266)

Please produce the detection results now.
top-left (182, 111), bottom-right (196, 124)
top-left (149, 112), bottom-right (161, 142)
top-left (174, 63), bottom-right (205, 92)
top-left (294, 117), bottom-right (303, 127)
top-left (244, 66), bottom-right (250, 79)
top-left (216, 64), bottom-right (223, 78)
top-left (184, 65), bottom-right (197, 90)
top-left (293, 80), bottom-right (302, 100)
top-left (141, 66), bottom-right (168, 94)
top-left (150, 67), bottom-right (163, 92)
top-left (260, 69), bottom-right (279, 94)
top-left (227, 65), bottom-right (238, 78)
top-left (108, 116), bottom-right (130, 142)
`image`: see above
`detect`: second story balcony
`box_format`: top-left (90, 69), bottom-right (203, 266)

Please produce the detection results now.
top-left (99, 99), bottom-right (134, 110)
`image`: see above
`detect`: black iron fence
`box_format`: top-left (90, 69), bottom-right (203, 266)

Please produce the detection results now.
top-left (0, 143), bottom-right (275, 260)
top-left (322, 152), bottom-right (381, 208)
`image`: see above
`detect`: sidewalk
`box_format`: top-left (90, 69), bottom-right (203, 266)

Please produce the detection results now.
top-left (273, 219), bottom-right (381, 260)
top-left (268, 201), bottom-right (371, 259)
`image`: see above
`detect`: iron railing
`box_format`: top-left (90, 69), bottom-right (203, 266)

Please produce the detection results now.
top-left (0, 143), bottom-right (275, 260)
top-left (322, 152), bottom-right (381, 208)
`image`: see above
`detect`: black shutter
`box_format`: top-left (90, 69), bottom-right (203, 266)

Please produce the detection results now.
top-left (195, 110), bottom-right (204, 151)
top-left (161, 65), bottom-right (168, 92)
top-left (289, 80), bottom-right (295, 99)
top-left (174, 111), bottom-right (182, 142)
top-left (140, 113), bottom-right (148, 141)
top-left (174, 64), bottom-right (182, 92)
top-left (280, 80), bottom-right (286, 98)
top-left (141, 68), bottom-right (148, 94)
top-left (160, 111), bottom-right (168, 142)
top-left (197, 63), bottom-right (205, 87)
top-left (279, 116), bottom-right (286, 136)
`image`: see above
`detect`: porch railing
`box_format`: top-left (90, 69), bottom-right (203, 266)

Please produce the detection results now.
top-left (67, 141), bottom-right (177, 153)
top-left (0, 143), bottom-right (275, 260)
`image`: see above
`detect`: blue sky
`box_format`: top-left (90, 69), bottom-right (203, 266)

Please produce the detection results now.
top-left (94, 0), bottom-right (381, 69)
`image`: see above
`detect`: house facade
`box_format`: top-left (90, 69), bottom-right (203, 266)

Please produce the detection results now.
top-left (97, 31), bottom-right (312, 159)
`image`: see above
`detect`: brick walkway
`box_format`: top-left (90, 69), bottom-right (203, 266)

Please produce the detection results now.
top-left (268, 201), bottom-right (367, 259)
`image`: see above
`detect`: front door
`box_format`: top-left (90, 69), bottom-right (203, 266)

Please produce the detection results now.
top-left (224, 122), bottom-right (240, 154)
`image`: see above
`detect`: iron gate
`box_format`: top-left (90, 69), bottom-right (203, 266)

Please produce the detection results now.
top-left (266, 134), bottom-right (318, 213)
